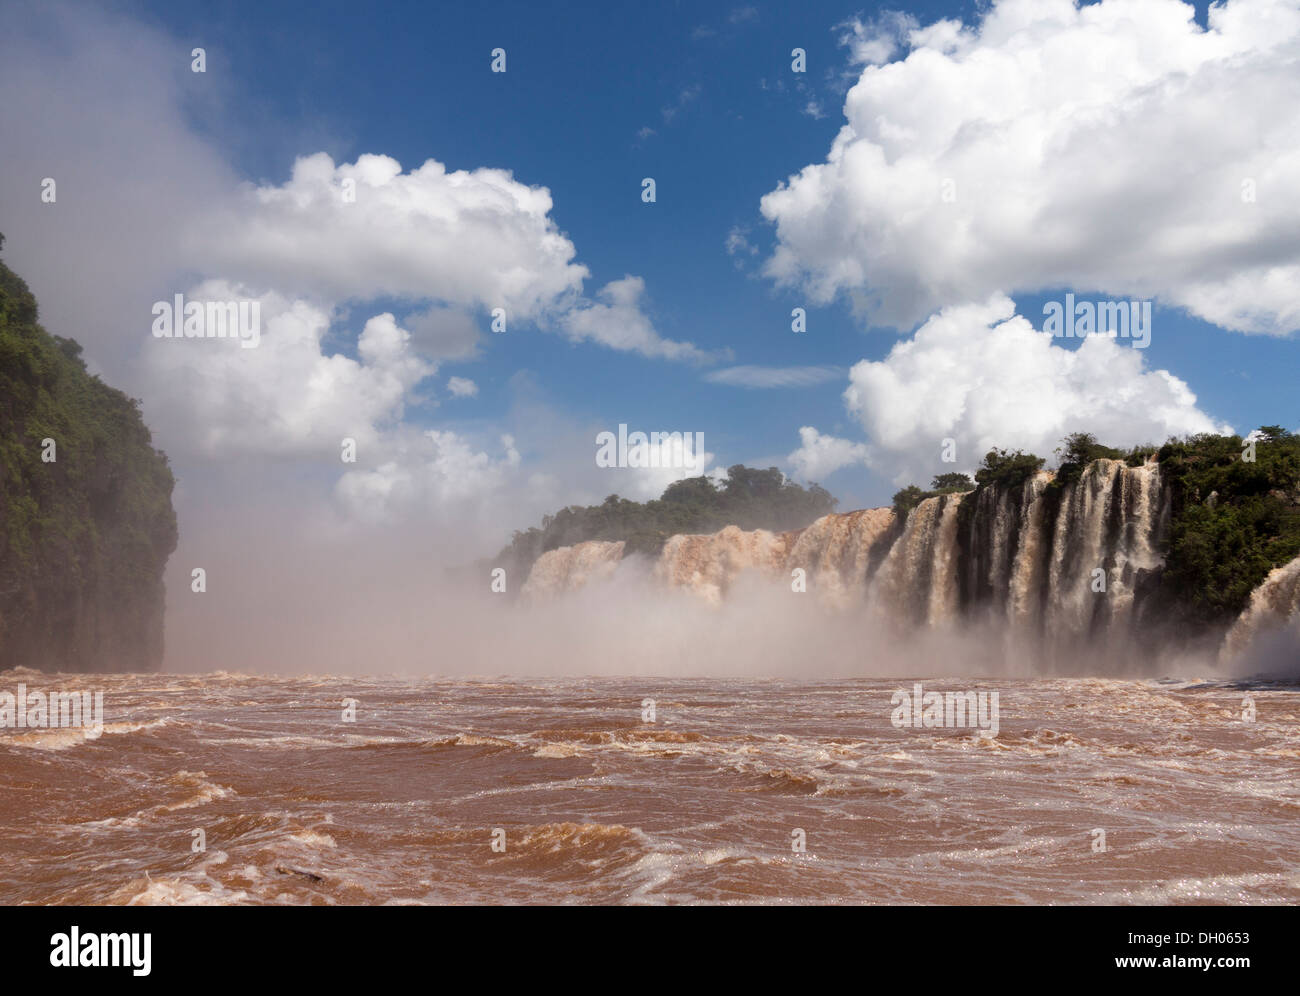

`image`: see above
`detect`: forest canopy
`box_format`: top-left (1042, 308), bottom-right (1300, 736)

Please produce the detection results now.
top-left (497, 465), bottom-right (837, 581)
top-left (0, 234), bottom-right (178, 671)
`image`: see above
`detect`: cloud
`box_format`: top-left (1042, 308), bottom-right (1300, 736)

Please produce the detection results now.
top-left (199, 152), bottom-right (587, 319)
top-left (788, 426), bottom-right (870, 480)
top-left (662, 84), bottom-right (702, 122)
top-left (762, 0), bottom-right (1300, 334)
top-left (725, 226), bottom-right (759, 260)
top-left (705, 365), bottom-right (842, 388)
top-left (606, 436), bottom-right (725, 502)
top-left (836, 11), bottom-right (919, 65)
top-left (143, 284), bottom-right (435, 458)
top-left (561, 276), bottom-right (724, 362)
top-left (335, 430), bottom-right (521, 523)
top-left (807, 294), bottom-right (1230, 486)
top-left (403, 306), bottom-right (482, 364)
top-left (0, 1), bottom-right (237, 381)
top-left (198, 152), bottom-right (713, 366)
top-left (447, 376), bottom-right (479, 398)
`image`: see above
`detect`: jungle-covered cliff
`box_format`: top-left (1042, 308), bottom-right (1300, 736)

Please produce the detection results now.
top-left (0, 236), bottom-right (177, 672)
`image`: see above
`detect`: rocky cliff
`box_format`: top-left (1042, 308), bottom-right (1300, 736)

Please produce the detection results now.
top-left (521, 448), bottom-right (1300, 668)
top-left (0, 239), bottom-right (177, 672)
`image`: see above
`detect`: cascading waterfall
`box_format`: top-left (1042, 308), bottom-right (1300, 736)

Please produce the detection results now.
top-left (871, 494), bottom-right (965, 627)
top-left (785, 508), bottom-right (896, 608)
top-left (1105, 459), bottom-right (1167, 631)
top-left (929, 494), bottom-right (965, 624)
top-left (1044, 460), bottom-right (1121, 643)
top-left (965, 471), bottom-right (1052, 623)
top-left (1005, 472), bottom-right (1053, 629)
top-left (1219, 555), bottom-right (1300, 663)
top-left (512, 460), bottom-right (1207, 661)
top-left (1042, 458), bottom-right (1168, 647)
top-left (964, 483), bottom-right (1017, 610)
top-left (519, 511), bottom-right (895, 604)
top-left (653, 525), bottom-right (793, 605)
top-left (520, 540), bottom-right (626, 598)
top-left (511, 457), bottom-right (1300, 669)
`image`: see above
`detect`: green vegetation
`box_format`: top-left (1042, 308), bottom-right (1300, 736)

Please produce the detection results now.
top-left (1050, 431), bottom-right (1162, 487)
top-left (0, 235), bottom-right (177, 671)
top-left (497, 465), bottom-right (836, 581)
top-left (1157, 427), bottom-right (1300, 628)
top-left (891, 472), bottom-right (975, 518)
top-left (899, 428), bottom-right (1300, 629)
top-left (973, 448), bottom-right (1046, 489)
top-left (931, 472), bottom-right (975, 491)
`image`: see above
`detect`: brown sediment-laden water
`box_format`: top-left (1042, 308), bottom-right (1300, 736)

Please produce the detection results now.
top-left (2, 670), bottom-right (1297, 905)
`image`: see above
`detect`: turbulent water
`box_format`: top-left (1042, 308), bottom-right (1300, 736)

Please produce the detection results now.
top-left (521, 541), bottom-right (626, 598)
top-left (1220, 556), bottom-right (1300, 665)
top-left (518, 458), bottom-right (1300, 667)
top-left (3, 668), bottom-right (1299, 905)
top-left (655, 525), bottom-right (796, 605)
top-left (872, 494), bottom-right (964, 628)
top-left (6, 459), bottom-right (1290, 905)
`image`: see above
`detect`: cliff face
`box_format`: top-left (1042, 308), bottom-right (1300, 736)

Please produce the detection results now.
top-left (520, 455), bottom-right (1299, 666)
top-left (0, 244), bottom-right (177, 672)
top-left (1219, 555), bottom-right (1300, 664)
top-left (521, 541), bottom-right (626, 599)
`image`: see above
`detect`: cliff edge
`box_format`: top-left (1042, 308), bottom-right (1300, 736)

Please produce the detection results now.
top-left (0, 236), bottom-right (177, 672)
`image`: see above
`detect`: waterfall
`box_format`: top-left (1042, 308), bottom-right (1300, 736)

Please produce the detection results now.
top-left (1041, 458), bottom-right (1168, 647)
top-left (1044, 460), bottom-right (1118, 642)
top-left (785, 508), bottom-right (896, 607)
top-left (1106, 459), bottom-right (1167, 630)
top-left (653, 525), bottom-right (792, 605)
top-left (1006, 472), bottom-right (1053, 629)
top-left (872, 494), bottom-right (966, 627)
top-left (1219, 555), bottom-right (1300, 663)
top-left (521, 540), bottom-right (626, 597)
top-left (516, 459), bottom-right (1184, 656)
top-left (965, 472), bottom-right (1052, 622)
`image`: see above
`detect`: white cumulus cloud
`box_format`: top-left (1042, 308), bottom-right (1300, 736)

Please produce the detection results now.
top-left (447, 376), bottom-right (479, 398)
top-left (562, 275), bottom-right (724, 362)
top-left (143, 283), bottom-right (434, 457)
top-left (801, 294), bottom-right (1230, 486)
top-left (787, 426), bottom-right (870, 480)
top-left (763, 0), bottom-right (1300, 335)
top-left (335, 431), bottom-right (522, 523)
top-left (199, 152), bottom-right (587, 319)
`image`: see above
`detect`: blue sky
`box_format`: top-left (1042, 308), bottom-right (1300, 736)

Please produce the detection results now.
top-left (2, 0), bottom-right (1295, 527)
top-left (137, 0), bottom-right (1289, 509)
top-left (151, 0), bottom-right (934, 508)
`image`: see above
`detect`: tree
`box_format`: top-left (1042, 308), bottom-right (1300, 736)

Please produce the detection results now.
top-left (661, 476), bottom-right (717, 504)
top-left (930, 472), bottom-right (974, 491)
top-left (495, 464), bottom-right (839, 584)
top-left (892, 485), bottom-right (925, 517)
top-left (974, 448), bottom-right (1045, 489)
